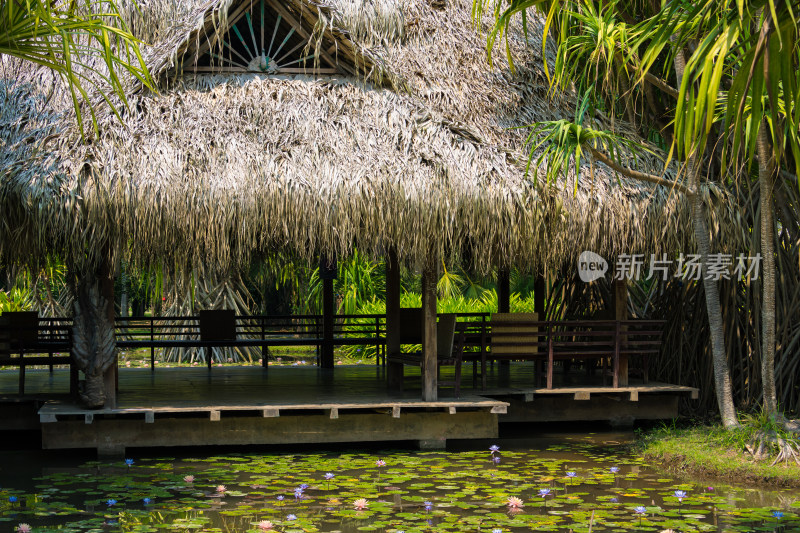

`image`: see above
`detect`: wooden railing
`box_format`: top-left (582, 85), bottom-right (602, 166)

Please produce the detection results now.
top-left (1, 313), bottom-right (663, 394)
top-left (113, 314), bottom-right (390, 368)
top-left (0, 315), bottom-right (75, 394)
top-left (454, 319), bottom-right (665, 389)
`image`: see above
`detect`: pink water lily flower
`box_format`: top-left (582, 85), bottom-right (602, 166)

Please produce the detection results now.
top-left (353, 498), bottom-right (368, 510)
top-left (506, 496), bottom-right (524, 509)
top-left (183, 475), bottom-right (194, 483)
top-left (257, 520), bottom-right (273, 530)
top-left (17, 525), bottom-right (32, 533)
top-left (216, 485), bottom-right (226, 494)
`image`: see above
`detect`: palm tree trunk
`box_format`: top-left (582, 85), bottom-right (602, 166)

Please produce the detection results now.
top-left (688, 164), bottom-right (739, 428)
top-left (674, 41), bottom-right (739, 427)
top-left (757, 119), bottom-right (778, 416)
top-left (71, 268), bottom-right (116, 409)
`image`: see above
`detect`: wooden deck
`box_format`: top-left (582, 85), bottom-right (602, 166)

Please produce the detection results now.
top-left (0, 364), bottom-right (697, 453)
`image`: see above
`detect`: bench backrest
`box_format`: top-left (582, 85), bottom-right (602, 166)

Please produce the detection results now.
top-left (0, 316), bottom-right (8, 357)
top-left (490, 312), bottom-right (539, 355)
top-left (398, 308), bottom-right (422, 344)
top-left (1, 311), bottom-right (39, 346)
top-left (199, 310), bottom-right (237, 341)
top-left (437, 314), bottom-right (457, 358)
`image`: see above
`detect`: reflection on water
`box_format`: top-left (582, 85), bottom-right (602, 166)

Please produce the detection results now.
top-left (1, 435), bottom-right (798, 532)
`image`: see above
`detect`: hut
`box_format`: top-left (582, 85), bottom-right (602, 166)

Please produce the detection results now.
top-left (0, 0), bottom-right (730, 409)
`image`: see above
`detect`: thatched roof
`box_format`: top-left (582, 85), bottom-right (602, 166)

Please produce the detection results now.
top-left (0, 0), bottom-right (738, 275)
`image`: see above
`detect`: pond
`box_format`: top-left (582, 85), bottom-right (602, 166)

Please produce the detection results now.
top-left (1, 435), bottom-right (798, 532)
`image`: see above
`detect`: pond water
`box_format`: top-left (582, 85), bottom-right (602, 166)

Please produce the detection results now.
top-left (1, 434), bottom-right (798, 532)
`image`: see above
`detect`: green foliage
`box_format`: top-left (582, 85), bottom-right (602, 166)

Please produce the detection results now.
top-left (0, 287), bottom-right (32, 313)
top-left (523, 89), bottom-right (653, 187)
top-left (552, 0), bottom-right (632, 95)
top-left (713, 410), bottom-right (800, 453)
top-left (0, 0), bottom-right (154, 137)
top-left (475, 0), bottom-right (800, 179)
top-left (305, 250), bottom-right (386, 315)
top-left (638, 416), bottom-right (800, 485)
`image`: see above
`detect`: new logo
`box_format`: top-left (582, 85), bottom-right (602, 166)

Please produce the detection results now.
top-left (578, 251), bottom-right (608, 282)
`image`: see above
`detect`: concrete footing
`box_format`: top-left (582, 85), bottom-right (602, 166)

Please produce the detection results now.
top-left (42, 410), bottom-right (499, 455)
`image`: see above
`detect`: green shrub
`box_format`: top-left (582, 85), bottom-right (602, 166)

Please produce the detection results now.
top-left (0, 288), bottom-right (32, 313)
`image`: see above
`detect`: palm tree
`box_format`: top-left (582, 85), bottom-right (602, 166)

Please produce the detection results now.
top-left (1, 0), bottom-right (153, 407)
top-left (473, 0), bottom-right (800, 427)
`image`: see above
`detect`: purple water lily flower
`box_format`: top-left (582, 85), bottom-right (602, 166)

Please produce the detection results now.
top-left (424, 501), bottom-right (433, 511)
top-left (142, 498), bottom-right (151, 505)
top-left (634, 506), bottom-right (647, 515)
top-left (566, 471), bottom-right (577, 478)
top-left (773, 511), bottom-right (784, 519)
top-left (124, 459), bottom-right (134, 467)
top-left (106, 499), bottom-right (117, 507)
top-left (610, 497), bottom-right (619, 503)
top-left (492, 529), bottom-right (502, 533)
top-left (674, 490), bottom-right (687, 502)
top-left (8, 496), bottom-right (18, 503)
top-left (324, 473), bottom-right (335, 480)
top-left (538, 488), bottom-right (551, 497)
top-left (489, 445), bottom-right (500, 454)
top-left (299, 484), bottom-right (309, 490)
top-left (375, 459), bottom-right (386, 467)
top-left (286, 514), bottom-right (297, 521)
top-left (609, 466), bottom-right (620, 474)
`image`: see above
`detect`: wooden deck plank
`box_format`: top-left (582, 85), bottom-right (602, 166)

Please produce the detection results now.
top-left (5, 365), bottom-right (694, 421)
top-left (38, 396), bottom-right (507, 417)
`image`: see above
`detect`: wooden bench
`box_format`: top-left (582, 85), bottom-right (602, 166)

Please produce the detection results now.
top-left (618, 320), bottom-right (665, 384)
top-left (386, 311), bottom-right (467, 397)
top-left (0, 312), bottom-right (75, 395)
top-left (461, 318), bottom-right (664, 390)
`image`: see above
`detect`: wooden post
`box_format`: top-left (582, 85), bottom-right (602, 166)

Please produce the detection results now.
top-left (534, 275), bottom-right (546, 386)
top-left (497, 268), bottom-right (511, 313)
top-left (100, 257), bottom-right (117, 408)
top-left (320, 256), bottom-right (336, 369)
top-left (613, 278), bottom-right (629, 386)
top-left (421, 260), bottom-right (438, 402)
top-left (534, 275), bottom-right (546, 319)
top-left (497, 268), bottom-right (511, 375)
top-left (386, 250), bottom-right (403, 390)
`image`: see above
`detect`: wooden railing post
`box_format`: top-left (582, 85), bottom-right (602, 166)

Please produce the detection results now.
top-left (261, 316), bottom-right (268, 368)
top-left (613, 320), bottom-right (621, 388)
top-left (150, 317), bottom-right (155, 371)
top-left (386, 250), bottom-right (403, 390)
top-left (375, 317), bottom-right (381, 365)
top-left (546, 321), bottom-right (554, 389)
top-left (421, 259), bottom-right (438, 402)
top-left (613, 278), bottom-right (629, 386)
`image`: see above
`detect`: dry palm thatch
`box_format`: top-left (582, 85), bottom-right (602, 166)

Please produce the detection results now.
top-left (0, 0), bottom-right (742, 281)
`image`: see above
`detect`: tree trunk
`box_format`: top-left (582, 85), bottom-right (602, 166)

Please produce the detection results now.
top-left (72, 271), bottom-right (116, 409)
top-left (674, 39), bottom-right (739, 428)
top-left (757, 119), bottom-right (779, 416)
top-left (120, 262), bottom-right (129, 318)
top-left (691, 188), bottom-right (739, 427)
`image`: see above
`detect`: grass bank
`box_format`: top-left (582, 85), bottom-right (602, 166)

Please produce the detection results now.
top-left (637, 421), bottom-right (800, 488)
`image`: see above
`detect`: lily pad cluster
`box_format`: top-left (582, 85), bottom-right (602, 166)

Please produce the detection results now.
top-left (0, 440), bottom-right (798, 532)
